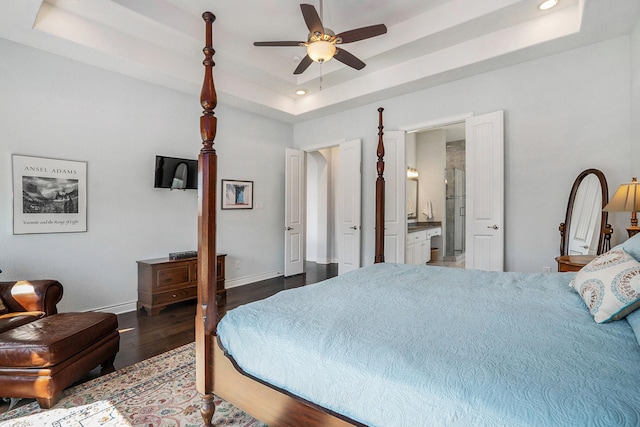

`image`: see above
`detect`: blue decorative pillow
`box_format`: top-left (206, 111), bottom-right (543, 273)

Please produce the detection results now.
top-left (612, 232), bottom-right (640, 262)
top-left (570, 249), bottom-right (640, 323)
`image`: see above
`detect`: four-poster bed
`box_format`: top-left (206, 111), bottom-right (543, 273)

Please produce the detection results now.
top-left (195, 12), bottom-right (640, 427)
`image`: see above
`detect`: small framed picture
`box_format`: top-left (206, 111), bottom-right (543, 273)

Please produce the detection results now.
top-left (221, 179), bottom-right (253, 210)
top-left (12, 155), bottom-right (88, 234)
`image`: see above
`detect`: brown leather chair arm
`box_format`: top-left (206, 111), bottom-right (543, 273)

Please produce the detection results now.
top-left (0, 280), bottom-right (64, 315)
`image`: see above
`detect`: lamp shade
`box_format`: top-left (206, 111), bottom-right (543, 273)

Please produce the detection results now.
top-left (603, 178), bottom-right (640, 212)
top-left (603, 177), bottom-right (640, 238)
top-left (306, 41), bottom-right (336, 63)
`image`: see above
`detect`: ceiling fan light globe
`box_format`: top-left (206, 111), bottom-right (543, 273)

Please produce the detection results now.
top-left (307, 41), bottom-right (336, 63)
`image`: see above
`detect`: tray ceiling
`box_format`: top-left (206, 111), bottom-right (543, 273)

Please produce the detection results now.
top-left (1, 0), bottom-right (639, 122)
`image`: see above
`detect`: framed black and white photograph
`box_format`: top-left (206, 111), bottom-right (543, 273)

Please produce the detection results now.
top-left (221, 179), bottom-right (253, 210)
top-left (12, 155), bottom-right (87, 234)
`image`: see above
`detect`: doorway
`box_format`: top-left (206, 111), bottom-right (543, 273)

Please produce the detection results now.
top-left (285, 140), bottom-right (362, 277)
top-left (408, 123), bottom-right (466, 267)
top-left (399, 111), bottom-right (504, 271)
top-left (306, 148), bottom-right (338, 265)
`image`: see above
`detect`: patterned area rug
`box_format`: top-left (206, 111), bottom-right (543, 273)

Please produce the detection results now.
top-left (0, 343), bottom-right (266, 427)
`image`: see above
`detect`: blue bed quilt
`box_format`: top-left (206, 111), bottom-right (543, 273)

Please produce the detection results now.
top-left (217, 263), bottom-right (640, 426)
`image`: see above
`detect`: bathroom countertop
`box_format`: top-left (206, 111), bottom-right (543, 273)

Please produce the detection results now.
top-left (407, 221), bottom-right (442, 233)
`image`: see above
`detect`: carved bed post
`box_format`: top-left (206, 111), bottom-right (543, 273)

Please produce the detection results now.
top-left (196, 11), bottom-right (218, 427)
top-left (374, 107), bottom-right (385, 263)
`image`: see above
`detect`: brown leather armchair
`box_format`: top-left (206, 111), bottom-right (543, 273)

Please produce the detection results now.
top-left (0, 280), bottom-right (64, 334)
top-left (0, 280), bottom-right (120, 410)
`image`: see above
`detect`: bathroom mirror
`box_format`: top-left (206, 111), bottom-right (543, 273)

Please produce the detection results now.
top-left (559, 168), bottom-right (611, 256)
top-left (407, 178), bottom-right (418, 219)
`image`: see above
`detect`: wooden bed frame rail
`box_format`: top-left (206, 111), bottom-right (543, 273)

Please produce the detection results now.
top-left (195, 12), bottom-right (385, 427)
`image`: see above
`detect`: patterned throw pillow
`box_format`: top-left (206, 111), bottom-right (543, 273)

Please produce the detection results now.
top-left (570, 249), bottom-right (640, 323)
top-left (612, 232), bottom-right (640, 262)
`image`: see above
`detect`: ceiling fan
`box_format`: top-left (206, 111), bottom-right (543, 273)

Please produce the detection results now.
top-left (253, 3), bottom-right (387, 75)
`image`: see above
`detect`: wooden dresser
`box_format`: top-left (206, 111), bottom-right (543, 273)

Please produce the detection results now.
top-left (555, 255), bottom-right (595, 272)
top-left (137, 254), bottom-right (226, 316)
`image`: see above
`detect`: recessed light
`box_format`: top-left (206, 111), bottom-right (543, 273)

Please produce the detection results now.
top-left (296, 89), bottom-right (306, 96)
top-left (538, 0), bottom-right (558, 10)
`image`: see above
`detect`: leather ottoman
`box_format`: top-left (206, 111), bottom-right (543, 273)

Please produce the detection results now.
top-left (0, 312), bottom-right (120, 409)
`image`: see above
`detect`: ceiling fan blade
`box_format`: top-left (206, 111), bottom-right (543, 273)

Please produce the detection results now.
top-left (336, 24), bottom-right (387, 44)
top-left (334, 48), bottom-right (366, 70)
top-left (293, 55), bottom-right (314, 74)
top-left (300, 4), bottom-right (324, 35)
top-left (254, 41), bottom-right (304, 47)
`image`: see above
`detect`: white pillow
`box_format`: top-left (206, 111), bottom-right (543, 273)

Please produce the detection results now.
top-left (570, 249), bottom-right (640, 323)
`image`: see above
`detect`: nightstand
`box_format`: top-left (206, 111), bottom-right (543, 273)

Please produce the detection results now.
top-left (555, 255), bottom-right (595, 272)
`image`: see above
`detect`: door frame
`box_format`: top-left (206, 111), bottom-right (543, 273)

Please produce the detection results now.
top-left (302, 139), bottom-right (345, 270)
top-left (399, 111), bottom-right (504, 270)
top-left (292, 138), bottom-right (364, 273)
top-left (399, 113), bottom-right (473, 265)
top-left (399, 114), bottom-right (474, 134)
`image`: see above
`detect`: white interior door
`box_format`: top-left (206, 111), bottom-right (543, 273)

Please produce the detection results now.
top-left (338, 139), bottom-right (362, 274)
top-left (285, 148), bottom-right (305, 276)
top-left (384, 131), bottom-right (406, 263)
top-left (465, 111), bottom-right (504, 271)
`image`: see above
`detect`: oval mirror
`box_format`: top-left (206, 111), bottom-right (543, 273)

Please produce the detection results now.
top-left (560, 169), bottom-right (611, 256)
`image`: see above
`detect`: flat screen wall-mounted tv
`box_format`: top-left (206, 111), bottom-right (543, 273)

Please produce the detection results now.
top-left (154, 155), bottom-right (198, 190)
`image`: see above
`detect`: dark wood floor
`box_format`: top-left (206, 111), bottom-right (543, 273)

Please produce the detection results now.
top-left (0, 262), bottom-right (337, 415)
top-left (115, 261), bottom-right (337, 369)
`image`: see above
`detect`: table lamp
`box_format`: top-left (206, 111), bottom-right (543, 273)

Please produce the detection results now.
top-left (603, 177), bottom-right (640, 238)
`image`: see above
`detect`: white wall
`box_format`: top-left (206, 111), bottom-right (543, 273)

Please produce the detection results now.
top-left (416, 130), bottom-right (446, 224)
top-left (305, 148), bottom-right (339, 264)
top-left (329, 147), bottom-right (339, 262)
top-left (294, 36), bottom-right (633, 272)
top-left (2, 29), bottom-right (637, 314)
top-left (306, 153), bottom-right (320, 262)
top-left (406, 133), bottom-right (417, 170)
top-left (631, 18), bottom-right (640, 180)
top-left (0, 38), bottom-right (292, 312)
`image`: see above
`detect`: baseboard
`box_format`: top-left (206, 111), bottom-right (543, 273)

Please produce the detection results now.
top-left (91, 270), bottom-right (284, 315)
top-left (315, 258), bottom-right (339, 264)
top-left (224, 269), bottom-right (283, 289)
top-left (93, 301), bottom-right (138, 315)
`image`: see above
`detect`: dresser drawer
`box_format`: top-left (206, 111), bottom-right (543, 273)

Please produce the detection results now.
top-left (427, 227), bottom-right (442, 237)
top-left (406, 230), bottom-right (427, 243)
top-left (152, 286), bottom-right (198, 306)
top-left (156, 265), bottom-right (192, 290)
